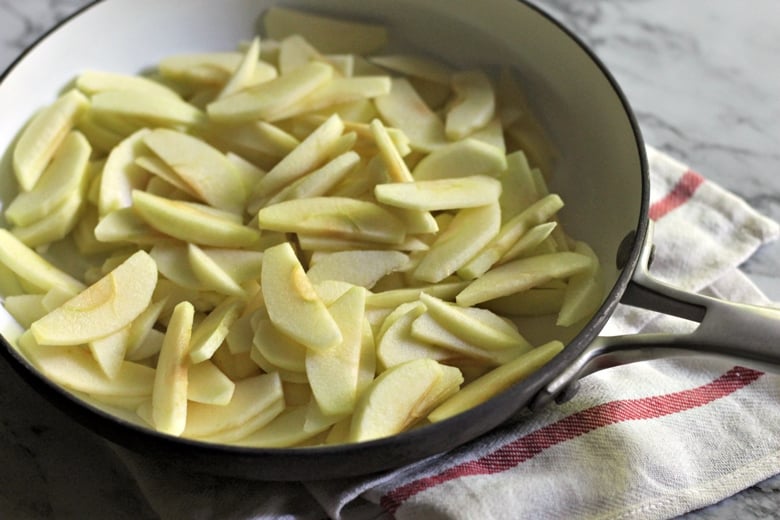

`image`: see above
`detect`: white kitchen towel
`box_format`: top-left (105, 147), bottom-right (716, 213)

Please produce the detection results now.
top-left (118, 145), bottom-right (780, 520)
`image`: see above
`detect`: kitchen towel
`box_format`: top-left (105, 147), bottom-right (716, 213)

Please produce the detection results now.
top-left (117, 145), bottom-right (780, 520)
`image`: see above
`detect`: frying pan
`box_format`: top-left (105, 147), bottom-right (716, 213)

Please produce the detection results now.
top-left (1, 0), bottom-right (779, 481)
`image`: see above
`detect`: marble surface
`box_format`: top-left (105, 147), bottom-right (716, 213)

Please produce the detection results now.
top-left (1, 0), bottom-right (779, 518)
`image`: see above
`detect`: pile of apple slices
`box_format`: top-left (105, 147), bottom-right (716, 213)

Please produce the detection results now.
top-left (0, 7), bottom-right (603, 446)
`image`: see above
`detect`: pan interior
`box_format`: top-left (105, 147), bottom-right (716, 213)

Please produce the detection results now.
top-left (0, 0), bottom-right (646, 465)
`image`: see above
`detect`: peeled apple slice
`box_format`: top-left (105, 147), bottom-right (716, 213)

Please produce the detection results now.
top-left (445, 70), bottom-right (496, 140)
top-left (13, 89), bottom-right (89, 191)
top-left (261, 241), bottom-right (342, 351)
top-left (374, 175), bottom-right (502, 211)
top-left (152, 301), bottom-right (193, 436)
top-left (30, 250), bottom-right (158, 346)
top-left (349, 358), bottom-right (462, 442)
top-left (264, 6), bottom-right (388, 55)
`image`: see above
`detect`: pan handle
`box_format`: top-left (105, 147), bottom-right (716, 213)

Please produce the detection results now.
top-left (530, 224), bottom-right (780, 410)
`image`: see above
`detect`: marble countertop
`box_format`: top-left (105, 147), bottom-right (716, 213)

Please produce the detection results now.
top-left (1, 0), bottom-right (779, 518)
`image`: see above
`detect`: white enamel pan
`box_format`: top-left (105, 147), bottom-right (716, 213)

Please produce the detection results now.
top-left (1, 0), bottom-right (779, 480)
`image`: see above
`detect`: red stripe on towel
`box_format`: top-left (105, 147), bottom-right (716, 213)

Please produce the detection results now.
top-left (649, 170), bottom-right (705, 220)
top-left (381, 366), bottom-right (763, 514)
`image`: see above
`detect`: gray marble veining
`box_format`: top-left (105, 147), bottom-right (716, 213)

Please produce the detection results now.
top-left (0, 1), bottom-right (779, 519)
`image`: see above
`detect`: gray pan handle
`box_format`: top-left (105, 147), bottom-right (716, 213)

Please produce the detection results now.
top-left (531, 223), bottom-right (780, 410)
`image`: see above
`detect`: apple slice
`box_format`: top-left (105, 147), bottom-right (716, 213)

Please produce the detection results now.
top-left (306, 285), bottom-right (366, 416)
top-left (270, 75), bottom-right (392, 121)
top-left (248, 113), bottom-right (344, 208)
top-left (445, 70), bottom-right (496, 140)
top-left (265, 150), bottom-right (360, 205)
top-left (370, 118), bottom-right (413, 183)
top-left (216, 36), bottom-right (262, 100)
top-left (428, 340), bottom-right (563, 422)
top-left (6, 131), bottom-right (91, 227)
top-left (30, 250), bottom-right (157, 346)
top-left (188, 243), bottom-right (245, 297)
top-left (13, 89), bottom-right (89, 191)
top-left (132, 190), bottom-right (260, 248)
top-left (458, 193), bottom-right (564, 279)
top-left (98, 128), bottom-right (152, 216)
top-left (375, 175), bottom-right (501, 211)
top-left (349, 358), bottom-right (462, 442)
top-left (91, 88), bottom-right (203, 125)
top-left (88, 327), bottom-right (130, 379)
top-left (183, 372), bottom-right (283, 439)
top-left (456, 251), bottom-right (594, 307)
top-left (252, 316), bottom-right (308, 373)
top-left (370, 54), bottom-right (453, 85)
top-left (263, 6), bottom-right (388, 55)
top-left (307, 250), bottom-right (408, 288)
top-left (143, 128), bottom-right (246, 214)
top-left (418, 293), bottom-right (531, 351)
top-left (188, 296), bottom-right (244, 364)
top-left (158, 52), bottom-right (277, 86)
top-left (0, 230), bottom-right (84, 295)
top-left (375, 301), bottom-right (453, 370)
top-left (187, 360), bottom-right (235, 406)
top-left (207, 61), bottom-right (333, 123)
top-left (413, 202), bottom-right (501, 283)
top-left (235, 401), bottom-right (331, 448)
top-left (556, 242), bottom-right (604, 327)
top-left (409, 312), bottom-right (528, 365)
top-left (411, 138), bottom-right (507, 181)
top-left (11, 189), bottom-right (85, 247)
top-left (374, 77), bottom-right (448, 152)
top-left (256, 196), bottom-right (406, 245)
top-left (21, 333), bottom-right (154, 397)
top-left (76, 70), bottom-right (181, 100)
top-left (261, 241), bottom-right (342, 351)
top-left (3, 294), bottom-right (47, 328)
top-left (152, 301), bottom-right (193, 436)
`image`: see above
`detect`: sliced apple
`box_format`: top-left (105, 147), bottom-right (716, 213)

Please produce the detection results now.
top-left (216, 36), bottom-right (262, 100)
top-left (6, 131), bottom-right (91, 227)
top-left (76, 70), bottom-right (182, 100)
top-left (91, 89), bottom-right (203, 127)
top-left (188, 296), bottom-right (244, 363)
top-left (306, 285), bottom-right (366, 416)
top-left (30, 250), bottom-right (157, 346)
top-left (252, 316), bottom-right (308, 373)
top-left (263, 6), bottom-right (388, 55)
top-left (158, 52), bottom-right (277, 86)
top-left (88, 327), bottom-right (130, 379)
top-left (188, 243), bottom-right (245, 297)
top-left (375, 301), bottom-right (453, 370)
top-left (458, 193), bottom-right (564, 279)
top-left (183, 372), bottom-right (283, 438)
top-left (456, 251), bottom-right (594, 307)
top-left (256, 196), bottom-right (406, 245)
top-left (23, 335), bottom-right (154, 397)
top-left (556, 242), bottom-right (604, 327)
top-left (412, 138), bottom-right (506, 181)
top-left (349, 358), bottom-right (462, 442)
top-left (265, 150), bottom-right (360, 205)
top-left (375, 175), bottom-right (501, 211)
top-left (248, 113), bottom-right (344, 208)
top-left (11, 189), bottom-right (85, 247)
top-left (413, 202), bottom-right (501, 283)
top-left (445, 70), bottom-right (496, 140)
top-left (261, 241), bottom-right (342, 351)
top-left (143, 128), bottom-right (246, 214)
top-left (98, 129), bottom-right (152, 216)
top-left (207, 61), bottom-right (333, 123)
top-left (13, 89), bottom-right (90, 191)
top-left (374, 77), bottom-right (448, 152)
top-left (370, 54), bottom-right (453, 85)
top-left (307, 250), bottom-right (408, 288)
top-left (132, 190), bottom-right (260, 248)
top-left (151, 301), bottom-right (193, 436)
top-left (187, 360), bottom-right (235, 406)
top-left (419, 293), bottom-right (530, 351)
top-left (428, 340), bottom-right (563, 422)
